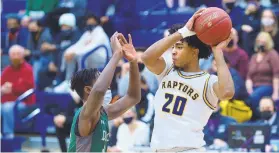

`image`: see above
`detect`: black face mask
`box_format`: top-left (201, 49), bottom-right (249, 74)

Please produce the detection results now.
top-left (31, 31), bottom-right (38, 40)
top-left (260, 111), bottom-right (273, 120)
top-left (85, 25), bottom-right (96, 32)
top-left (10, 27), bottom-right (19, 34)
top-left (138, 63), bottom-right (145, 72)
top-left (123, 117), bottom-right (133, 124)
top-left (256, 45), bottom-right (266, 52)
top-left (225, 2), bottom-right (235, 10)
top-left (61, 29), bottom-right (73, 40)
top-left (227, 40), bottom-right (234, 48)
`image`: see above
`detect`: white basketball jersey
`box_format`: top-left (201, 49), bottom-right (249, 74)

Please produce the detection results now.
top-left (151, 57), bottom-right (218, 150)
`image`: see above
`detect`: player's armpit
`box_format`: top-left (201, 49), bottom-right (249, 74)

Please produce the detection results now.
top-left (142, 56), bottom-right (166, 75)
top-left (78, 107), bottom-right (101, 136)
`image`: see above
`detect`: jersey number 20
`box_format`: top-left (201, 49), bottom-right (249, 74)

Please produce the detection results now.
top-left (162, 93), bottom-right (187, 116)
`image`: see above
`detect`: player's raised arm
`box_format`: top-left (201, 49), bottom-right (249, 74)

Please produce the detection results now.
top-left (78, 32), bottom-right (123, 136)
top-left (212, 31), bottom-right (235, 100)
top-left (105, 34), bottom-right (141, 120)
top-left (141, 9), bottom-right (204, 75)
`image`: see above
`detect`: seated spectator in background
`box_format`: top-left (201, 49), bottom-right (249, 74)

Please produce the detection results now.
top-left (41, 13), bottom-right (81, 89)
top-left (2, 15), bottom-right (28, 54)
top-left (241, 0), bottom-right (263, 57)
top-left (24, 0), bottom-right (58, 20)
top-left (0, 45), bottom-right (35, 139)
top-left (27, 20), bottom-right (55, 87)
top-left (211, 57), bottom-right (248, 101)
top-left (257, 97), bottom-right (279, 139)
top-left (1, 15), bottom-right (28, 69)
top-left (246, 32), bottom-right (279, 120)
top-left (223, 28), bottom-right (249, 79)
top-left (115, 108), bottom-right (150, 151)
top-left (118, 50), bottom-right (158, 95)
top-left (54, 99), bottom-right (82, 152)
top-left (108, 117), bottom-right (123, 152)
top-left (261, 9), bottom-right (279, 53)
top-left (204, 105), bottom-right (236, 149)
top-left (64, 14), bottom-right (111, 76)
top-left (222, 0), bottom-right (245, 31)
top-left (51, 14), bottom-right (111, 93)
top-left (135, 76), bottom-right (154, 123)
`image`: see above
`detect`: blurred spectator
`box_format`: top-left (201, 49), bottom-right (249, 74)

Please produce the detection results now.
top-left (100, 0), bottom-right (138, 37)
top-left (54, 99), bottom-right (82, 152)
top-left (246, 32), bottom-right (279, 119)
top-left (2, 15), bottom-right (28, 54)
top-left (42, 0), bottom-right (87, 36)
top-left (25, 0), bottom-right (58, 20)
top-left (108, 117), bottom-right (123, 150)
top-left (44, 13), bottom-right (81, 89)
top-left (1, 45), bottom-right (35, 139)
top-left (222, 0), bottom-right (245, 31)
top-left (135, 76), bottom-right (154, 123)
top-left (62, 14), bottom-right (111, 80)
top-left (261, 9), bottom-right (279, 53)
top-left (118, 50), bottom-right (158, 96)
top-left (241, 0), bottom-right (263, 56)
top-left (20, 16), bottom-right (32, 30)
top-left (115, 108), bottom-right (150, 151)
top-left (27, 20), bottom-right (55, 86)
top-left (204, 105), bottom-right (236, 149)
top-left (257, 97), bottom-right (279, 138)
top-left (223, 28), bottom-right (249, 79)
top-left (211, 57), bottom-right (248, 101)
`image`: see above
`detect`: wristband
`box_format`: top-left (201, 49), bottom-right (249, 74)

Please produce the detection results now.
top-left (178, 26), bottom-right (196, 38)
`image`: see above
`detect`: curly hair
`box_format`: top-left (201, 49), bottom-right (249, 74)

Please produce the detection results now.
top-left (168, 24), bottom-right (212, 59)
top-left (70, 68), bottom-right (100, 99)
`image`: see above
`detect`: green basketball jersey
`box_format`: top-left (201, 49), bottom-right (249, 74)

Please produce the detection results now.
top-left (68, 107), bottom-right (109, 152)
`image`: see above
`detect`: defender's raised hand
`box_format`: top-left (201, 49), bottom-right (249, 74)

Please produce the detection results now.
top-left (110, 32), bottom-right (123, 56)
top-left (118, 34), bottom-right (137, 62)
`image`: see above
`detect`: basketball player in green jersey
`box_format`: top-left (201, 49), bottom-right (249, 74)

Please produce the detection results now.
top-left (68, 32), bottom-right (141, 152)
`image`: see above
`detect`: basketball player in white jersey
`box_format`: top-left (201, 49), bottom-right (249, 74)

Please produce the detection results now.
top-left (141, 9), bottom-right (235, 151)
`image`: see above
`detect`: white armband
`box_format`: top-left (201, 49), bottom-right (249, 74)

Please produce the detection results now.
top-left (178, 26), bottom-right (196, 38)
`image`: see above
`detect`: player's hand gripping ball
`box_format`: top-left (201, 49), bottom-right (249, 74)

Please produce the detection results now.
top-left (193, 7), bottom-right (232, 46)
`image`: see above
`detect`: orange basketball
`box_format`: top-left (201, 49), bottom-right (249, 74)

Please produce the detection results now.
top-left (193, 7), bottom-right (232, 46)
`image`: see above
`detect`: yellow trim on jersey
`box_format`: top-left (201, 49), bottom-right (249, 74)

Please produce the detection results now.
top-left (203, 76), bottom-right (216, 110)
top-left (165, 64), bottom-right (174, 76)
top-left (177, 71), bottom-right (207, 79)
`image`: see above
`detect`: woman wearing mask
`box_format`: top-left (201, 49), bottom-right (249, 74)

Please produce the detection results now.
top-left (246, 32), bottom-right (279, 120)
top-left (241, 0), bottom-right (263, 57)
top-left (116, 108), bottom-right (150, 151)
top-left (261, 9), bottom-right (279, 53)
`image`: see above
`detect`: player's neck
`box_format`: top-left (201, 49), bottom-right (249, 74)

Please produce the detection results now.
top-left (181, 62), bottom-right (201, 72)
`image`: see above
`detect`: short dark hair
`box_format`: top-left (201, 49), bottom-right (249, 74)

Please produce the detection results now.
top-left (85, 13), bottom-right (100, 25)
top-left (168, 24), bottom-right (212, 59)
top-left (70, 68), bottom-right (99, 99)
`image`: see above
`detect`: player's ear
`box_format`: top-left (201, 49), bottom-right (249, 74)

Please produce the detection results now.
top-left (84, 86), bottom-right (92, 95)
top-left (193, 48), bottom-right (199, 57)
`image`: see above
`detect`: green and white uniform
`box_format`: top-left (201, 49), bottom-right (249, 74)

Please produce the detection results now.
top-left (68, 107), bottom-right (109, 152)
